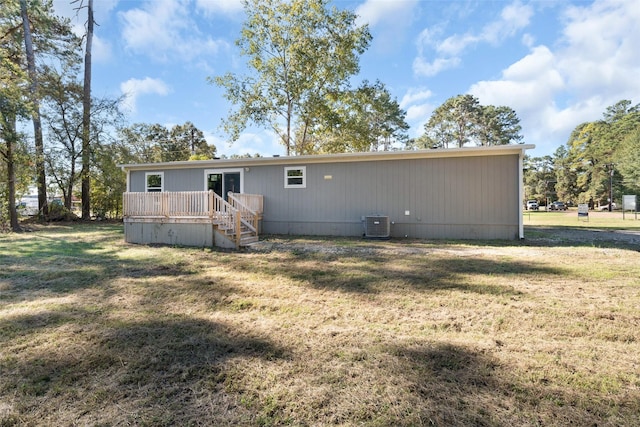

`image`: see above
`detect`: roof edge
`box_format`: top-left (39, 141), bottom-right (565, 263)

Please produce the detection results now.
top-left (119, 144), bottom-right (535, 171)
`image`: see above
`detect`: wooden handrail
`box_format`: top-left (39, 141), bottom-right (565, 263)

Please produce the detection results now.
top-left (123, 191), bottom-right (262, 248)
top-left (229, 193), bottom-right (263, 214)
top-left (228, 192), bottom-right (261, 234)
top-left (123, 191), bottom-right (211, 217)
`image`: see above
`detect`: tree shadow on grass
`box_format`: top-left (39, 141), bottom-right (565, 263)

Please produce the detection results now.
top-left (391, 343), bottom-right (502, 426)
top-left (1, 316), bottom-right (288, 425)
top-left (389, 342), bottom-right (640, 426)
top-left (0, 230), bottom-right (213, 303)
top-left (234, 250), bottom-right (563, 295)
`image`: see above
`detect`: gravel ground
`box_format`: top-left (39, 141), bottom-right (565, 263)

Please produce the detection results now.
top-left (527, 226), bottom-right (640, 246)
top-left (248, 225), bottom-right (640, 255)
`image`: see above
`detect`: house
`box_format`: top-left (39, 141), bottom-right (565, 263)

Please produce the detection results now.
top-left (120, 144), bottom-right (534, 248)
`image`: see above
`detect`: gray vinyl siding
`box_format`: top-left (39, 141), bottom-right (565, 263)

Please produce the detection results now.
top-left (126, 153), bottom-right (520, 240)
top-left (243, 154), bottom-right (519, 239)
top-left (130, 169), bottom-right (204, 192)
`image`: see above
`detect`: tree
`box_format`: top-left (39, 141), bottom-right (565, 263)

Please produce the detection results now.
top-left (168, 121), bottom-right (216, 161)
top-left (41, 67), bottom-right (83, 211)
top-left (77, 0), bottom-right (94, 220)
top-left (211, 0), bottom-right (371, 155)
top-left (1, 1), bottom-right (32, 230)
top-left (524, 155), bottom-right (555, 206)
top-left (615, 126), bottom-right (640, 194)
top-left (562, 100), bottom-right (640, 206)
top-left (0, 58), bottom-right (30, 230)
top-left (422, 94), bottom-right (481, 148)
top-left (477, 105), bottom-right (522, 147)
top-left (117, 122), bottom-right (213, 164)
top-left (117, 123), bottom-right (163, 164)
top-left (415, 94), bottom-right (523, 149)
top-left (40, 64), bottom-right (122, 211)
top-left (552, 145), bottom-right (579, 204)
top-left (91, 143), bottom-right (125, 219)
top-left (19, 0), bottom-right (49, 217)
top-left (2, 0), bottom-right (78, 225)
top-left (302, 80), bottom-right (409, 153)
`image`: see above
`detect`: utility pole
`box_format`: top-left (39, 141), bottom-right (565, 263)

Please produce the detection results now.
top-left (608, 164), bottom-right (614, 212)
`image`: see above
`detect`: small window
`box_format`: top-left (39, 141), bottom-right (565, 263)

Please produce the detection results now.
top-left (284, 166), bottom-right (306, 188)
top-left (146, 172), bottom-right (164, 192)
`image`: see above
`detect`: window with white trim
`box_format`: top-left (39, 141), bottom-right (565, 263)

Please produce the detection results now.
top-left (145, 172), bottom-right (164, 192)
top-left (284, 166), bottom-right (306, 188)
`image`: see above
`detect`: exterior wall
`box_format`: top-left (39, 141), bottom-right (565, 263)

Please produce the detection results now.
top-left (124, 221), bottom-right (214, 247)
top-left (127, 153), bottom-right (520, 240)
top-left (130, 168), bottom-right (205, 192)
top-left (245, 155), bottom-right (519, 240)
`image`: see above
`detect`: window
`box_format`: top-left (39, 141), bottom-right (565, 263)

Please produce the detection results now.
top-left (145, 172), bottom-right (164, 192)
top-left (284, 166), bottom-right (306, 188)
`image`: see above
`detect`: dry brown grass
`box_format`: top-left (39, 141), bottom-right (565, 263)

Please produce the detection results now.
top-left (1, 223), bottom-right (639, 426)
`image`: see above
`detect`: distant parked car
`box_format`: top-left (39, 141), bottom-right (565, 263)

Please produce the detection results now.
top-left (548, 201), bottom-right (568, 211)
top-left (526, 200), bottom-right (539, 210)
top-left (598, 202), bottom-right (617, 211)
top-left (17, 194), bottom-right (38, 216)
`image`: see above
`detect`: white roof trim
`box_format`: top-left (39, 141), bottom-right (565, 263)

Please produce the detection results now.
top-left (120, 144), bottom-right (535, 171)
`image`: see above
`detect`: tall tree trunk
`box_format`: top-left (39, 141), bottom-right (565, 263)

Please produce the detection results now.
top-left (20, 0), bottom-right (48, 218)
top-left (81, 0), bottom-right (93, 220)
top-left (4, 117), bottom-right (21, 232)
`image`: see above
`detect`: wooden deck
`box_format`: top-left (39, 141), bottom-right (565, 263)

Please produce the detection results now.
top-left (123, 191), bottom-right (263, 248)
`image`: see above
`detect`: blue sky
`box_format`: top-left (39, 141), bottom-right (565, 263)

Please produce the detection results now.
top-left (53, 0), bottom-right (640, 158)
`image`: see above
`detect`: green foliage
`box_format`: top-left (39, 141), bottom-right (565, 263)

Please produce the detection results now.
top-left (615, 128), bottom-right (640, 194)
top-left (90, 146), bottom-right (124, 219)
top-left (414, 94), bottom-right (522, 149)
top-left (524, 155), bottom-right (556, 204)
top-left (169, 121), bottom-right (216, 161)
top-left (555, 100), bottom-right (640, 205)
top-left (297, 80), bottom-right (409, 153)
top-left (211, 0), bottom-right (371, 155)
top-left (1, 0), bottom-right (80, 225)
top-left (117, 122), bottom-right (215, 164)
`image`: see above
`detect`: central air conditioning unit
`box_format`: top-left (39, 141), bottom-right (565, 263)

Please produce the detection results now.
top-left (364, 215), bottom-right (390, 239)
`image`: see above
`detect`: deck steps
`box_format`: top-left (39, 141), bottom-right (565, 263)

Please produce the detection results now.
top-left (214, 221), bottom-right (258, 248)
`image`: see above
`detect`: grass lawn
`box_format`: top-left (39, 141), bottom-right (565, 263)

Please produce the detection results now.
top-left (523, 208), bottom-right (640, 229)
top-left (1, 221), bottom-right (639, 426)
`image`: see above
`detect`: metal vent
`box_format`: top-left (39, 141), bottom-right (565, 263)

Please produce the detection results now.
top-left (364, 215), bottom-right (390, 239)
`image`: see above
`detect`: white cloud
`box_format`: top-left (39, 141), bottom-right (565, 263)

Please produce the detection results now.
top-left (405, 104), bottom-right (434, 137)
top-left (399, 87), bottom-right (433, 109)
top-left (52, 0), bottom-right (119, 24)
top-left (355, 0), bottom-right (420, 52)
top-left (120, 77), bottom-right (171, 114)
top-left (355, 0), bottom-right (418, 28)
top-left (51, 0), bottom-right (118, 64)
top-left (412, 56), bottom-right (460, 77)
top-left (398, 88), bottom-right (435, 137)
top-left (195, 0), bottom-right (244, 16)
top-left (469, 46), bottom-right (566, 152)
top-left (436, 33), bottom-right (478, 56)
top-left (119, 0), bottom-right (229, 62)
top-left (92, 35), bottom-right (112, 63)
top-left (468, 0), bottom-right (640, 154)
top-left (557, 0), bottom-right (640, 99)
top-left (212, 130), bottom-right (285, 158)
top-left (481, 1), bottom-right (533, 44)
top-left (414, 0), bottom-right (533, 77)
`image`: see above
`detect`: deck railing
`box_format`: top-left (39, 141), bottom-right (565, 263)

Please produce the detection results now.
top-left (123, 191), bottom-right (264, 247)
top-left (123, 191), bottom-right (212, 218)
top-left (229, 193), bottom-right (263, 216)
top-left (228, 192), bottom-right (261, 234)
